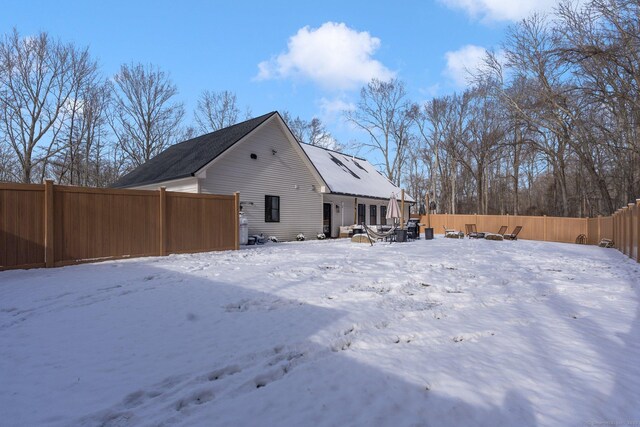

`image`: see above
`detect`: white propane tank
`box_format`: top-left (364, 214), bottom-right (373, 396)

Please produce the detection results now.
top-left (239, 212), bottom-right (249, 245)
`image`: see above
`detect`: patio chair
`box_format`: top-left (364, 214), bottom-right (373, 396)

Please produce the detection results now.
top-left (504, 226), bottom-right (523, 240)
top-left (464, 224), bottom-right (482, 239)
top-left (497, 225), bottom-right (507, 235)
top-left (598, 238), bottom-right (614, 248)
top-left (443, 225), bottom-right (455, 234)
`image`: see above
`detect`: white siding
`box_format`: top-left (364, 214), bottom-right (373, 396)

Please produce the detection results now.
top-left (323, 194), bottom-right (411, 237)
top-left (130, 177), bottom-right (198, 193)
top-left (199, 118), bottom-right (324, 241)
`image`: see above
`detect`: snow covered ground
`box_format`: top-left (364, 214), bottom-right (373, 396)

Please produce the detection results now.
top-left (1, 237), bottom-right (639, 426)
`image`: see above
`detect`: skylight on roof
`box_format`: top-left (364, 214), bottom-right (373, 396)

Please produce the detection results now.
top-left (329, 153), bottom-right (360, 180)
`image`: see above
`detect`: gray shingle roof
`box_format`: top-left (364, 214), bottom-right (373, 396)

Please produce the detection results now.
top-left (112, 111), bottom-right (277, 188)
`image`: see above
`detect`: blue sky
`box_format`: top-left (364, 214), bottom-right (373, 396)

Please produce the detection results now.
top-left (1, 0), bottom-right (565, 147)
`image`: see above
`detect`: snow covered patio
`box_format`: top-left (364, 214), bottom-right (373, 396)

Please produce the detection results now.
top-left (1, 238), bottom-right (639, 426)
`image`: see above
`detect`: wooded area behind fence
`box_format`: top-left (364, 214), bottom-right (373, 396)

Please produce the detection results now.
top-left (0, 181), bottom-right (239, 270)
top-left (418, 199), bottom-right (640, 263)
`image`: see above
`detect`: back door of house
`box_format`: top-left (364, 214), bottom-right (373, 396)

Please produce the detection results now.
top-left (323, 203), bottom-right (332, 237)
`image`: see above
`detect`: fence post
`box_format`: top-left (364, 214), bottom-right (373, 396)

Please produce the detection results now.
top-left (159, 187), bottom-right (167, 256)
top-left (234, 192), bottom-right (240, 250)
top-left (628, 203), bottom-right (635, 258)
top-left (543, 215), bottom-right (547, 241)
top-left (613, 210), bottom-right (620, 250)
top-left (618, 209), bottom-right (623, 253)
top-left (625, 207), bottom-right (635, 257)
top-left (613, 211), bottom-right (617, 249)
top-left (622, 207), bottom-right (629, 255)
top-left (44, 180), bottom-right (54, 268)
top-left (597, 215), bottom-right (601, 243)
top-left (636, 199), bottom-right (640, 263)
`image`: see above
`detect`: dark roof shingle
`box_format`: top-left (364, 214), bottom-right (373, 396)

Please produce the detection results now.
top-left (112, 111), bottom-right (277, 188)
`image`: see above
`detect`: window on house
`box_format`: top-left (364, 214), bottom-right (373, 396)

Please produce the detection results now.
top-left (380, 206), bottom-right (387, 225)
top-left (370, 205), bottom-right (377, 225)
top-left (357, 204), bottom-right (366, 225)
top-left (265, 195), bottom-right (280, 222)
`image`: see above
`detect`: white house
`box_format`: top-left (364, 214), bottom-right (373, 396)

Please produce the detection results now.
top-left (113, 111), bottom-right (414, 241)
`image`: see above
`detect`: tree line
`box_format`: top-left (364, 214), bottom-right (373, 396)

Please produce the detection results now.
top-left (0, 28), bottom-right (336, 187)
top-left (347, 0), bottom-right (639, 217)
top-left (2, 0), bottom-right (638, 218)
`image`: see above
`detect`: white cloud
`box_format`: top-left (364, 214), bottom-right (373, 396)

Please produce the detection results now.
top-left (444, 44), bottom-right (488, 88)
top-left (439, 0), bottom-right (568, 22)
top-left (319, 97), bottom-right (355, 115)
top-left (255, 22), bottom-right (394, 90)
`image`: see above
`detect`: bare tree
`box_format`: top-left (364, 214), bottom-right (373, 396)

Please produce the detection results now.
top-left (0, 140), bottom-right (18, 181)
top-left (194, 90), bottom-right (240, 133)
top-left (281, 111), bottom-right (339, 149)
top-left (110, 63), bottom-right (184, 168)
top-left (557, 0), bottom-right (640, 210)
top-left (346, 78), bottom-right (412, 186)
top-left (0, 29), bottom-right (94, 183)
top-left (51, 80), bottom-right (114, 186)
top-left (457, 86), bottom-right (505, 214)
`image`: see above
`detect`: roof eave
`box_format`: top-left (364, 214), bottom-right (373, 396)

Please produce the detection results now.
top-left (325, 191), bottom-right (416, 203)
top-left (111, 173), bottom-right (195, 189)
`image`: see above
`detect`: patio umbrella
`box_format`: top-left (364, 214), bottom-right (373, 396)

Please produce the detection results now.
top-left (386, 192), bottom-right (401, 225)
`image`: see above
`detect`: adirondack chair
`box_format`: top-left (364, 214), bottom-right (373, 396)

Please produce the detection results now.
top-left (504, 226), bottom-right (523, 240)
top-left (465, 224), bottom-right (482, 239)
top-left (443, 225), bottom-right (463, 238)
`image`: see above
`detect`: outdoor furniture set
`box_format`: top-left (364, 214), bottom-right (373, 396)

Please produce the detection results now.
top-left (444, 224), bottom-right (523, 240)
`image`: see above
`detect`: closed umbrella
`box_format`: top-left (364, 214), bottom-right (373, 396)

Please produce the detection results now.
top-left (386, 192), bottom-right (401, 225)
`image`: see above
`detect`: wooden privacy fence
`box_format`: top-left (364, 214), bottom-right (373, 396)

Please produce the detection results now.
top-left (418, 213), bottom-right (612, 244)
top-left (418, 202), bottom-right (640, 264)
top-left (0, 181), bottom-right (239, 270)
top-left (612, 200), bottom-right (640, 263)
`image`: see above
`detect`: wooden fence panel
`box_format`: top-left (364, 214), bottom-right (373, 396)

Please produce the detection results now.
top-left (545, 217), bottom-right (586, 243)
top-left (420, 214), bottom-right (445, 233)
top-left (421, 213), bottom-right (584, 243)
top-left (53, 186), bottom-right (160, 265)
top-left (601, 216), bottom-right (613, 241)
top-left (636, 200), bottom-right (640, 263)
top-left (622, 207), bottom-right (630, 256)
top-left (477, 215), bottom-right (507, 234)
top-left (165, 192), bottom-right (236, 254)
top-left (450, 214), bottom-right (476, 232)
top-left (508, 216), bottom-right (545, 241)
top-left (0, 184), bottom-right (45, 269)
top-left (417, 207), bottom-right (636, 263)
top-left (587, 218), bottom-right (599, 245)
top-left (0, 182), bottom-right (239, 270)
top-left (631, 202), bottom-right (638, 261)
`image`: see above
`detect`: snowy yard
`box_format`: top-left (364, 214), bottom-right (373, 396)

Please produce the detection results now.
top-left (1, 237), bottom-right (639, 426)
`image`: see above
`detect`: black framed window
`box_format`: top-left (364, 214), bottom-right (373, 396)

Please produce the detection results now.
top-left (370, 205), bottom-right (377, 225)
top-left (357, 204), bottom-right (366, 225)
top-left (265, 195), bottom-right (280, 222)
top-left (380, 206), bottom-right (387, 225)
